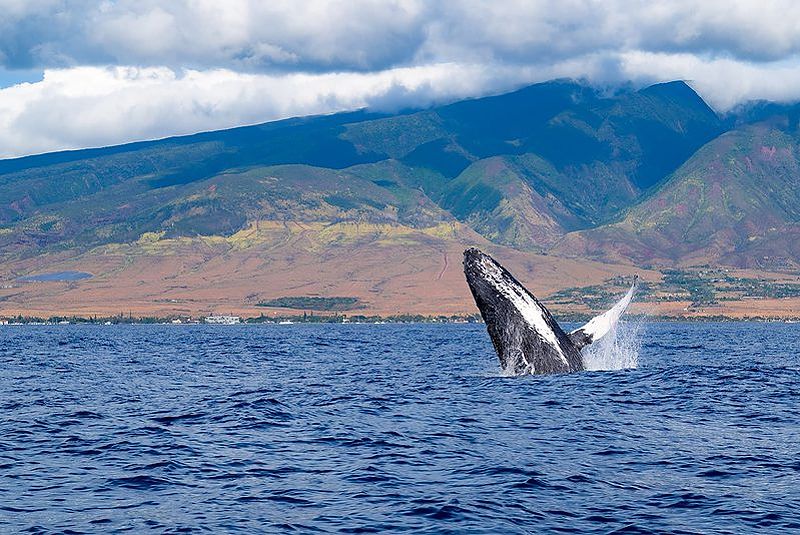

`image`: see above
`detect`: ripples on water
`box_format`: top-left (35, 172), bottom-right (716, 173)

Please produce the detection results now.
top-left (1, 323), bottom-right (799, 533)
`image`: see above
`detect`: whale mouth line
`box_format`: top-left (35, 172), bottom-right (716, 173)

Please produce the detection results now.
top-left (462, 248), bottom-right (638, 376)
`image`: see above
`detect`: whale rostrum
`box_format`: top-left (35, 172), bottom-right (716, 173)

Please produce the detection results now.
top-left (463, 248), bottom-right (638, 375)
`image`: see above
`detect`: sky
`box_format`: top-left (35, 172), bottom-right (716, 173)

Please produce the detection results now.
top-left (3, 0), bottom-right (800, 158)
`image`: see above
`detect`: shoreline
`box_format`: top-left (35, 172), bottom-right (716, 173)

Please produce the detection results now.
top-left (2, 312), bottom-right (800, 325)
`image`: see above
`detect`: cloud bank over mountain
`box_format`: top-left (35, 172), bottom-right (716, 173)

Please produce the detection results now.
top-left (2, 0), bottom-right (800, 157)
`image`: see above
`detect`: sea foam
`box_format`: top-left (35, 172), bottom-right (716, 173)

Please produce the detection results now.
top-left (581, 318), bottom-right (645, 371)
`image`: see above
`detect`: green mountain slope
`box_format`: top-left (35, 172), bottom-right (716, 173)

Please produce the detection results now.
top-left (344, 80), bottom-right (724, 226)
top-left (11, 77), bottom-right (788, 277)
top-left (0, 79), bottom-right (725, 261)
top-left (558, 122), bottom-right (800, 269)
top-left (9, 78), bottom-right (800, 319)
top-left (0, 161), bottom-right (457, 261)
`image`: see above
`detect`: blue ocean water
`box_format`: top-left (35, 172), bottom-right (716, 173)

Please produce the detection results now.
top-left (1, 322), bottom-right (799, 533)
top-left (16, 271), bottom-right (93, 282)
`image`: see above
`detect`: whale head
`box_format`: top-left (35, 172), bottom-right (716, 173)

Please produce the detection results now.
top-left (462, 248), bottom-right (583, 374)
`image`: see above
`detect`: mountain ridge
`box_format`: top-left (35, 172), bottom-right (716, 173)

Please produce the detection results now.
top-left (3, 78), bottom-right (800, 318)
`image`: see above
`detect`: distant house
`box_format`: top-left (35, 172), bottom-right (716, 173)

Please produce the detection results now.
top-left (204, 315), bottom-right (241, 325)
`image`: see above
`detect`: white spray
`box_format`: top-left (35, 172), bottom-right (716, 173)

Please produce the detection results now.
top-left (580, 317), bottom-right (645, 371)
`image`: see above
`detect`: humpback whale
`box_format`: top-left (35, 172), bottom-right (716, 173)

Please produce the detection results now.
top-left (463, 248), bottom-right (637, 375)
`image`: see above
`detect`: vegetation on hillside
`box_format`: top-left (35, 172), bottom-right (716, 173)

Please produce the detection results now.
top-left (0, 79), bottom-right (728, 263)
top-left (3, 74), bottom-right (800, 324)
top-left (548, 268), bottom-right (800, 313)
top-left (257, 296), bottom-right (363, 311)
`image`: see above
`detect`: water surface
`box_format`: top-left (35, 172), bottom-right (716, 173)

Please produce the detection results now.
top-left (1, 323), bottom-right (799, 533)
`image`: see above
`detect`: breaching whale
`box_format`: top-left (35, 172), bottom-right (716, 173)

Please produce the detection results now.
top-left (463, 248), bottom-right (637, 375)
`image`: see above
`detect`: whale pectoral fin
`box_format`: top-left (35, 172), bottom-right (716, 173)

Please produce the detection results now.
top-left (569, 275), bottom-right (638, 350)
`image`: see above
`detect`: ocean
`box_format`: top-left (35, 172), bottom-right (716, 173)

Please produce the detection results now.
top-left (1, 322), bottom-right (799, 533)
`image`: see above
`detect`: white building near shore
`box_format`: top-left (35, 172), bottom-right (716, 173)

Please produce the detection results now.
top-left (204, 315), bottom-right (241, 325)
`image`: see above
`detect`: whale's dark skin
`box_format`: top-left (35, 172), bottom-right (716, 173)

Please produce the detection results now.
top-left (463, 248), bottom-right (637, 375)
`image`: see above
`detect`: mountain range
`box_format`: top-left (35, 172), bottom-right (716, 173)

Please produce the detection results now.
top-left (2, 79), bottom-right (800, 318)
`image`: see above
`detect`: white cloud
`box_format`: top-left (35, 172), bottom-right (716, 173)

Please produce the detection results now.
top-left (5, 1), bottom-right (800, 70)
top-left (0, 63), bottom-right (528, 158)
top-left (0, 0), bottom-right (800, 71)
top-left (2, 1), bottom-right (800, 156)
top-left (618, 51), bottom-right (800, 110)
top-left (0, 0), bottom-right (429, 71)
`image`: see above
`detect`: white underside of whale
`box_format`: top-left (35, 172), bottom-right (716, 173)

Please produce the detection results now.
top-left (475, 254), bottom-right (568, 365)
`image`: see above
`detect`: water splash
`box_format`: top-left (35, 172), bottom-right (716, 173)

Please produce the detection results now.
top-left (581, 318), bottom-right (645, 371)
